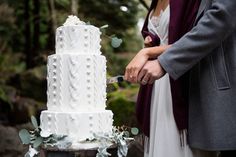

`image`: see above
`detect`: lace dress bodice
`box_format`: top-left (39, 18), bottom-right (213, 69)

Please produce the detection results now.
top-left (147, 5), bottom-right (170, 45)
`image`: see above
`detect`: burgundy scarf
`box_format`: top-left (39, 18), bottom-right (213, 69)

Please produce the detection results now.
top-left (136, 0), bottom-right (201, 136)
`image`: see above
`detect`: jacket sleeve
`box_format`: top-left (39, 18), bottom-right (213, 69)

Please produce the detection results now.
top-left (158, 0), bottom-right (236, 80)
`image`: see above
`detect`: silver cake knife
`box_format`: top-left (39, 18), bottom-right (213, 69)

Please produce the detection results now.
top-left (107, 75), bottom-right (124, 84)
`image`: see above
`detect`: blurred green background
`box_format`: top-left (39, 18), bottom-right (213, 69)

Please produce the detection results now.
top-left (0, 0), bottom-right (149, 156)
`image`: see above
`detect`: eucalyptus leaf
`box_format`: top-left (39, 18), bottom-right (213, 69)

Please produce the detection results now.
top-left (19, 129), bottom-right (31, 144)
top-left (111, 37), bottom-right (122, 48)
top-left (131, 128), bottom-right (139, 135)
top-left (53, 134), bottom-right (67, 141)
top-left (33, 136), bottom-right (43, 148)
top-left (31, 116), bottom-right (39, 130)
top-left (123, 131), bottom-right (130, 137)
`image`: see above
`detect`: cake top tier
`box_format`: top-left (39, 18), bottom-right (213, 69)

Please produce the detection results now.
top-left (55, 15), bottom-right (102, 55)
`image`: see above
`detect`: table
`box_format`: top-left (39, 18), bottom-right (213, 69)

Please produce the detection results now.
top-left (40, 145), bottom-right (118, 157)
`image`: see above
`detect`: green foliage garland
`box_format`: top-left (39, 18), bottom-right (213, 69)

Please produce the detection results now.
top-left (19, 116), bottom-right (139, 157)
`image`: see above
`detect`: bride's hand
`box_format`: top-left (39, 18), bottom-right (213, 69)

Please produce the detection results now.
top-left (124, 48), bottom-right (150, 83)
top-left (144, 36), bottom-right (153, 47)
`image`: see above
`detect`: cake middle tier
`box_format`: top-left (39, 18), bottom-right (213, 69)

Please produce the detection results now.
top-left (47, 54), bottom-right (107, 112)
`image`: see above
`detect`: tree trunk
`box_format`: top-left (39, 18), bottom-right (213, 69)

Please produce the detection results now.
top-left (24, 0), bottom-right (32, 69)
top-left (47, 0), bottom-right (57, 50)
top-left (33, 0), bottom-right (40, 59)
top-left (48, 0), bottom-right (57, 32)
top-left (71, 0), bottom-right (78, 15)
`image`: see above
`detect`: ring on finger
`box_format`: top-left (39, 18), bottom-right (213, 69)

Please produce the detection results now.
top-left (142, 80), bottom-right (147, 84)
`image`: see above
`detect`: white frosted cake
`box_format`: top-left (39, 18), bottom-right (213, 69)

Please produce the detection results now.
top-left (40, 16), bottom-right (113, 148)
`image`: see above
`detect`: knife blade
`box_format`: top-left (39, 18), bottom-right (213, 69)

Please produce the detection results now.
top-left (106, 75), bottom-right (124, 84)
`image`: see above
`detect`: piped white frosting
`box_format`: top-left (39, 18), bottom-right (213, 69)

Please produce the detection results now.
top-left (63, 15), bottom-right (86, 26)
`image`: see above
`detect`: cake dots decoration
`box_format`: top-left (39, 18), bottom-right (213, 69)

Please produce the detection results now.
top-left (47, 114), bottom-right (52, 120)
top-left (53, 57), bottom-right (57, 62)
top-left (53, 77), bottom-right (57, 82)
top-left (86, 57), bottom-right (91, 61)
top-left (52, 90), bottom-right (57, 94)
top-left (69, 115), bottom-right (76, 121)
top-left (52, 85), bottom-right (56, 89)
top-left (59, 30), bottom-right (63, 35)
top-left (59, 36), bottom-right (63, 42)
top-left (52, 70), bottom-right (57, 75)
top-left (52, 64), bottom-right (57, 69)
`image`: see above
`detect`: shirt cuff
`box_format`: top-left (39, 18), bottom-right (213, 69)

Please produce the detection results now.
top-left (158, 55), bottom-right (179, 80)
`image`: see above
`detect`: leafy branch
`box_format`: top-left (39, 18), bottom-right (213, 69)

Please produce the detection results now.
top-left (18, 116), bottom-right (68, 157)
top-left (19, 116), bottom-right (139, 157)
top-left (99, 24), bottom-right (123, 48)
top-left (89, 126), bottom-right (139, 157)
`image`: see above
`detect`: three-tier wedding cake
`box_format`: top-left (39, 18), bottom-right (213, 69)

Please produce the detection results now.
top-left (40, 15), bottom-right (113, 148)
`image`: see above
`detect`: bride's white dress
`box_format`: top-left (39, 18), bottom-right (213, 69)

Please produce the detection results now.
top-left (143, 5), bottom-right (217, 157)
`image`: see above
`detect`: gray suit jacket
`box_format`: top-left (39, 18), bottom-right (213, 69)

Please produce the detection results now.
top-left (158, 0), bottom-right (236, 150)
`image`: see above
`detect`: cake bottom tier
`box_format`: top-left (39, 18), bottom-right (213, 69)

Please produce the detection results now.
top-left (40, 110), bottom-right (113, 144)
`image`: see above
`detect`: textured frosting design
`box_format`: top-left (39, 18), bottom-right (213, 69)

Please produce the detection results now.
top-left (63, 15), bottom-right (86, 26)
top-left (40, 110), bottom-right (113, 141)
top-left (47, 54), bottom-right (107, 112)
top-left (56, 25), bottom-right (101, 54)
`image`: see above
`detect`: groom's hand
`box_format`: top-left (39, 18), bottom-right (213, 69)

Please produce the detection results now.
top-left (137, 60), bottom-right (166, 85)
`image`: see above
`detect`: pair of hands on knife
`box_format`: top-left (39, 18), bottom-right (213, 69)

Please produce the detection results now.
top-left (124, 36), bottom-right (171, 85)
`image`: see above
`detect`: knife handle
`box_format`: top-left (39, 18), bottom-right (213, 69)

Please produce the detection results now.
top-left (117, 76), bottom-right (124, 82)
